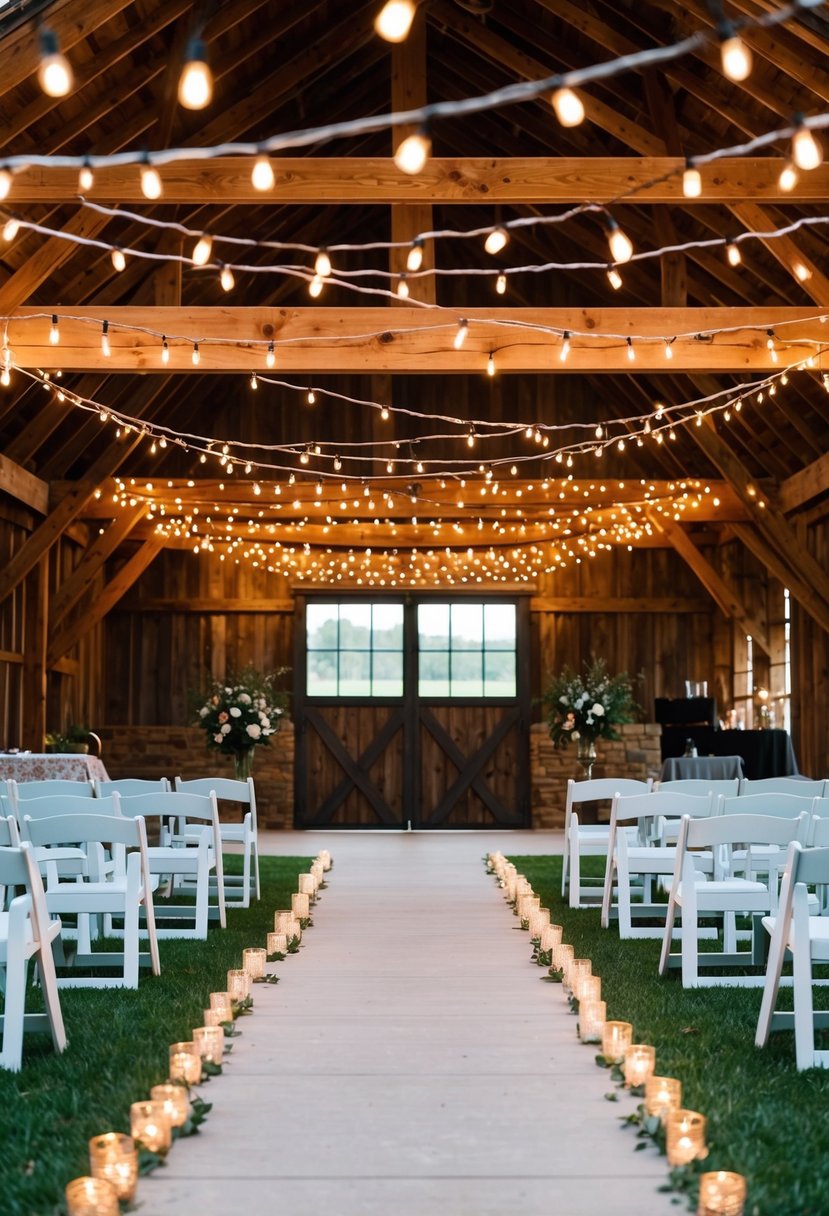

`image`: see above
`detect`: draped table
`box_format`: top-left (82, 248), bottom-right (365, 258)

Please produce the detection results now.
top-left (660, 754), bottom-right (744, 782)
top-left (658, 728), bottom-right (798, 780)
top-left (0, 753), bottom-right (110, 783)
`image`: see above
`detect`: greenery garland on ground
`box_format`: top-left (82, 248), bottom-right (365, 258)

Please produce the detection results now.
top-left (0, 855), bottom-right (311, 1216)
top-left (507, 855), bottom-right (829, 1216)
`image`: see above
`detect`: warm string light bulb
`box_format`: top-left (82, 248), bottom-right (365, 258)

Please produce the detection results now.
top-left (192, 342), bottom-right (200, 365)
top-left (111, 247), bottom-right (126, 272)
top-left (309, 273), bottom-right (324, 298)
top-left (484, 226), bottom-right (509, 255)
top-left (792, 120), bottom-right (823, 171)
top-left (607, 265), bottom-right (623, 290)
top-left (559, 331), bottom-right (571, 362)
top-left (37, 27), bottom-right (73, 98)
top-left (374, 0), bottom-right (416, 42)
top-left (725, 240), bottom-right (741, 267)
top-left (606, 217), bottom-right (633, 263)
top-left (682, 161), bottom-right (702, 198)
top-left (219, 264), bottom-right (235, 292)
top-left (719, 30), bottom-right (752, 82)
top-left (551, 86), bottom-right (584, 127)
top-left (2, 216), bottom-right (19, 242)
top-left (140, 161), bottom-right (162, 200)
top-left (766, 330), bottom-right (778, 363)
top-left (178, 37), bottom-right (213, 110)
top-left (0, 169), bottom-right (11, 202)
top-left (487, 352), bottom-right (495, 377)
top-left (793, 261), bottom-right (812, 282)
top-left (307, 390), bottom-right (316, 406)
top-left (393, 129), bottom-right (430, 175)
top-left (251, 155), bottom-right (275, 191)
top-left (250, 372), bottom-right (258, 390)
top-left (664, 338), bottom-right (674, 360)
top-left (495, 272), bottom-right (507, 295)
top-left (396, 273), bottom-right (409, 299)
top-left (453, 319), bottom-right (468, 349)
top-left (78, 161), bottom-right (94, 192)
top-left (266, 341), bottom-right (275, 368)
top-left (626, 336), bottom-right (635, 361)
top-left (778, 161), bottom-right (798, 192)
top-left (192, 234), bottom-right (213, 265)
top-left (315, 247), bottom-right (332, 277)
top-left (101, 320), bottom-right (111, 357)
top-left (406, 238), bottom-right (423, 271)
top-left (49, 315), bottom-right (60, 345)
top-left (161, 336), bottom-right (169, 364)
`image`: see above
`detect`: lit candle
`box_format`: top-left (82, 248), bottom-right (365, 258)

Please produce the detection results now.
top-left (168, 1041), bottom-right (202, 1086)
top-left (578, 975), bottom-right (601, 1004)
top-left (150, 1083), bottom-right (190, 1128)
top-left (88, 1134), bottom-right (138, 1203)
top-left (551, 942), bottom-right (573, 972)
top-left (645, 1075), bottom-right (682, 1122)
top-left (274, 910), bottom-right (293, 934)
top-left (568, 959), bottom-right (592, 1000)
top-left (623, 1043), bottom-right (656, 1088)
top-left (268, 932), bottom-right (288, 955)
top-left (578, 998), bottom-right (606, 1043)
top-left (666, 1109), bottom-right (707, 1166)
top-left (226, 969), bottom-right (250, 1001)
top-left (129, 1100), bottom-right (172, 1154)
top-left (292, 892), bottom-right (310, 920)
top-left (601, 1020), bottom-right (633, 1064)
top-left (65, 1175), bottom-right (120, 1216)
top-left (193, 1025), bottom-right (225, 1064)
top-left (209, 991), bottom-right (233, 1019)
top-left (697, 1171), bottom-right (747, 1216)
top-left (529, 908), bottom-right (551, 939)
top-left (203, 1007), bottom-right (224, 1027)
top-left (541, 923), bottom-right (563, 953)
top-left (243, 947), bottom-right (267, 979)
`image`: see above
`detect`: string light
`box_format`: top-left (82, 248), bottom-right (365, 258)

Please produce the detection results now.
top-left (110, 247), bottom-right (126, 272)
top-left (161, 335), bottom-right (169, 364)
top-left (266, 341), bottom-right (275, 368)
top-left (607, 266), bottom-right (623, 290)
top-left (307, 390), bottom-right (316, 406)
top-left (381, 405), bottom-right (390, 420)
top-left (219, 264), bottom-right (235, 292)
top-left (605, 216), bottom-right (633, 263)
top-left (766, 330), bottom-right (778, 362)
top-left (626, 336), bottom-right (635, 362)
top-left (49, 315), bottom-right (59, 345)
top-left (682, 160), bottom-right (702, 198)
top-left (453, 319), bottom-right (469, 350)
top-left (2, 217), bottom-right (19, 242)
top-left (664, 338), bottom-right (674, 359)
top-left (251, 155), bottom-right (275, 191)
top-left (487, 352), bottom-right (495, 377)
top-left (309, 273), bottom-right (324, 298)
top-left (178, 36), bottom-right (213, 110)
top-left (495, 272), bottom-right (507, 295)
top-left (250, 372), bottom-right (258, 390)
top-left (192, 342), bottom-right (200, 365)
top-left (793, 261), bottom-right (812, 282)
top-left (719, 27), bottom-right (753, 82)
top-left (101, 320), bottom-right (110, 357)
top-left (778, 161), bottom-right (798, 192)
top-left (406, 238), bottom-right (424, 272)
top-left (374, 0), bottom-right (416, 42)
top-left (551, 87), bottom-right (584, 127)
top-left (484, 226), bottom-right (509, 255)
top-left (78, 161), bottom-right (94, 192)
top-left (393, 129), bottom-right (430, 175)
top-left (37, 27), bottom-right (73, 98)
top-left (140, 159), bottom-right (162, 200)
top-left (396, 273), bottom-right (409, 299)
top-left (560, 332), bottom-right (571, 362)
top-left (792, 116), bottom-right (823, 170)
top-left (192, 234), bottom-right (213, 265)
top-left (315, 247), bottom-right (332, 277)
top-left (0, 170), bottom-right (11, 201)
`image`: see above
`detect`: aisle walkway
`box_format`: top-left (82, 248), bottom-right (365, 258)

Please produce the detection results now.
top-left (145, 832), bottom-right (676, 1215)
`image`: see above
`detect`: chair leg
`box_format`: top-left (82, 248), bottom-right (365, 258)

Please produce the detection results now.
top-left (756, 922), bottom-right (787, 1049)
top-left (792, 890), bottom-right (816, 1070)
top-left (123, 894), bottom-right (140, 989)
top-left (617, 861), bottom-right (633, 939)
top-left (658, 893), bottom-right (678, 977)
top-left (1, 943), bottom-right (27, 1071)
top-left (561, 811), bottom-right (571, 898)
top-left (252, 839), bottom-right (260, 902)
top-left (568, 816), bottom-right (581, 909)
top-left (681, 900), bottom-right (700, 988)
top-left (36, 935), bottom-right (67, 1053)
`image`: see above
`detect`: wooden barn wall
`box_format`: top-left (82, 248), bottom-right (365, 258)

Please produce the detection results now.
top-left (791, 518), bottom-right (829, 780)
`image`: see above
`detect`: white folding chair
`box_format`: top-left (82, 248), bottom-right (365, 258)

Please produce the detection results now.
top-left (23, 811), bottom-right (160, 989)
top-left (8, 779), bottom-right (96, 812)
top-left (739, 777), bottom-right (826, 797)
top-left (0, 843), bottom-right (66, 1071)
top-left (174, 776), bottom-right (260, 905)
top-left (658, 811), bottom-right (811, 988)
top-left (601, 790), bottom-right (715, 939)
top-left (718, 792), bottom-right (820, 882)
top-left (657, 778), bottom-right (740, 800)
top-left (756, 839), bottom-right (829, 1070)
top-left (561, 777), bottom-right (652, 908)
top-left (95, 778), bottom-right (171, 798)
top-left (119, 792), bottom-right (226, 938)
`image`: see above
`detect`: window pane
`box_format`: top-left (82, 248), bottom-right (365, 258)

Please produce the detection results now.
top-left (307, 651), bottom-right (338, 696)
top-left (306, 603), bottom-right (339, 650)
top-left (338, 603), bottom-right (372, 649)
top-left (372, 603), bottom-right (404, 650)
top-left (419, 650), bottom-right (450, 697)
top-left (373, 650), bottom-right (403, 697)
top-left (338, 650), bottom-right (370, 696)
top-left (418, 603), bottom-right (449, 650)
top-left (451, 602), bottom-right (483, 649)
top-left (485, 650), bottom-right (516, 697)
top-left (451, 650), bottom-right (483, 697)
top-left (484, 603), bottom-right (516, 649)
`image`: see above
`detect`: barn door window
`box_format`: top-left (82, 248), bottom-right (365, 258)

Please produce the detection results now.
top-left (417, 601), bottom-right (516, 697)
top-left (305, 600), bottom-right (404, 697)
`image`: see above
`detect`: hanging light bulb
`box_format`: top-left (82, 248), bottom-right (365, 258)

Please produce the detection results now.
top-left (682, 160), bottom-right (702, 198)
top-left (101, 320), bottom-right (110, 358)
top-left (453, 319), bottom-right (469, 350)
top-left (484, 226), bottom-right (509, 255)
top-left (551, 86), bottom-right (584, 127)
top-left (140, 160), bottom-right (162, 200)
top-left (37, 27), bottom-right (73, 97)
top-left (192, 233), bottom-right (213, 265)
top-left (606, 216), bottom-right (633, 263)
top-left (397, 273), bottom-right (409, 299)
top-left (393, 128), bottom-right (430, 175)
top-left (664, 338), bottom-right (674, 360)
top-left (486, 352), bottom-right (495, 377)
top-left (48, 315), bottom-right (60, 345)
top-left (307, 389), bottom-right (316, 406)
top-left (2, 217), bottom-right (19, 242)
top-left (766, 330), bottom-right (779, 363)
top-left (793, 261), bottom-right (812, 282)
top-left (777, 160), bottom-right (798, 193)
top-left (78, 160), bottom-right (94, 192)
top-left (559, 331), bottom-right (571, 362)
top-left (725, 240), bottom-right (741, 267)
top-left (192, 342), bottom-right (200, 365)
top-left (406, 238), bottom-right (424, 272)
top-left (250, 372), bottom-right (258, 390)
top-left (110, 247), bottom-right (126, 272)
top-left (495, 272), bottom-right (507, 295)
top-left (251, 155), bottom-right (275, 191)
top-left (161, 336), bottom-right (170, 364)
top-left (178, 36), bottom-right (213, 110)
top-left (467, 426), bottom-right (476, 448)
top-left (0, 169), bottom-right (11, 202)
top-left (266, 341), bottom-right (275, 368)
top-left (374, 0), bottom-right (416, 42)
top-left (315, 247), bottom-right (332, 277)
top-left (381, 405), bottom-right (390, 420)
top-left (719, 28), bottom-right (752, 82)
top-left (792, 117), bottom-right (822, 171)
top-left (626, 336), bottom-right (635, 362)
top-left (309, 273), bottom-right (324, 298)
top-left (606, 265), bottom-right (623, 290)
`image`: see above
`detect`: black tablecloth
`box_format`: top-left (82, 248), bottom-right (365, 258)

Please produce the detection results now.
top-left (660, 755), bottom-right (744, 782)
top-left (659, 728), bottom-right (798, 780)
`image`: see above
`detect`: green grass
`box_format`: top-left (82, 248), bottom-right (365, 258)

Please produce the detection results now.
top-left (508, 856), bottom-right (829, 1216)
top-left (0, 855), bottom-right (312, 1216)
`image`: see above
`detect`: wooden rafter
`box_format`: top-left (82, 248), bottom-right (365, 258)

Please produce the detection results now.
top-left (779, 451), bottom-right (829, 513)
top-left (49, 505), bottom-right (147, 630)
top-left (0, 454), bottom-right (49, 514)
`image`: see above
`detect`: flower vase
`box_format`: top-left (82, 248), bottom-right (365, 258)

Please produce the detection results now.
top-left (233, 748), bottom-right (255, 782)
top-left (576, 737), bottom-right (597, 780)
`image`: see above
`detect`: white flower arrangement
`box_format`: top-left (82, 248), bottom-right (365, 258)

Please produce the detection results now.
top-left (542, 658), bottom-right (638, 748)
top-left (194, 666), bottom-right (289, 760)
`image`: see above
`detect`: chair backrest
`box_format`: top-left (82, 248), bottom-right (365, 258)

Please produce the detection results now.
top-left (24, 811), bottom-right (142, 851)
top-left (786, 840), bottom-right (829, 887)
top-left (118, 790), bottom-right (218, 824)
top-left (16, 794), bottom-right (121, 837)
top-left (174, 776), bottom-right (254, 806)
top-left (0, 842), bottom-right (52, 939)
top-left (658, 778), bottom-right (740, 799)
top-left (612, 790), bottom-right (713, 825)
top-left (11, 779), bottom-right (96, 801)
top-left (684, 810), bottom-right (811, 851)
top-left (719, 792), bottom-right (818, 819)
top-left (566, 777), bottom-right (652, 809)
top-left (0, 816), bottom-right (21, 847)
top-left (95, 778), bottom-right (170, 798)
top-left (739, 777), bottom-right (826, 797)
top-left (808, 810), bottom-right (829, 847)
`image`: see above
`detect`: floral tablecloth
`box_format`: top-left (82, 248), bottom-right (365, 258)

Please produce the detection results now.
top-left (0, 753), bottom-right (110, 783)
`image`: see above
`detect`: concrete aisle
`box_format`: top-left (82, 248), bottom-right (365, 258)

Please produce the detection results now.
top-left (144, 832), bottom-right (676, 1216)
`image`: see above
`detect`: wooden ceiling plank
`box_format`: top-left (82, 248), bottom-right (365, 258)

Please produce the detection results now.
top-left (779, 450), bottom-right (829, 513)
top-left (4, 376), bottom-right (109, 466)
top-left (50, 503), bottom-right (147, 629)
top-left (0, 452), bottom-right (49, 514)
top-left (729, 201), bottom-right (829, 306)
top-left (0, 0), bottom-right (134, 99)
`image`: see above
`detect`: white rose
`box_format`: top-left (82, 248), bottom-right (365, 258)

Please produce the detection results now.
top-left (571, 730), bottom-right (580, 740)
top-left (246, 723), bottom-right (261, 739)
top-left (592, 703), bottom-right (605, 717)
top-left (213, 733), bottom-right (224, 743)
top-left (575, 694), bottom-right (586, 709)
top-left (199, 706), bottom-right (209, 718)
top-left (559, 695), bottom-right (567, 705)
top-left (224, 687), bottom-right (232, 694)
top-left (238, 693), bottom-right (252, 704)
top-left (220, 723), bottom-right (231, 735)
top-left (229, 707), bottom-right (242, 718)
top-left (274, 707), bottom-right (283, 715)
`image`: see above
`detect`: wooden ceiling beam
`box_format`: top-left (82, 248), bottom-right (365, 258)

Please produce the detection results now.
top-left (8, 306), bottom-right (828, 372)
top-left (779, 451), bottom-right (829, 513)
top-left (733, 522), bottom-right (829, 637)
top-left (0, 453), bottom-right (49, 514)
top-left (49, 504), bottom-right (147, 630)
top-left (0, 0), bottom-right (134, 99)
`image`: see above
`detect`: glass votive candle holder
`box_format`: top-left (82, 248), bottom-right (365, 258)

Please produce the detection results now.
top-left (209, 991), bottom-right (233, 1019)
top-left (268, 932), bottom-right (288, 955)
top-left (568, 959), bottom-right (592, 1000)
top-left (529, 908), bottom-right (551, 939)
top-left (129, 1100), bottom-right (172, 1154)
top-left (624, 1043), bottom-right (656, 1088)
top-left (88, 1133), bottom-right (138, 1203)
top-left (578, 998), bottom-right (606, 1043)
top-left (645, 1075), bottom-right (682, 1122)
top-left (292, 892), bottom-right (310, 919)
top-left (243, 947), bottom-right (267, 979)
top-left (666, 1109), bottom-right (707, 1167)
top-left (298, 872), bottom-right (315, 896)
top-left (286, 917), bottom-right (302, 941)
top-left (150, 1083), bottom-right (190, 1128)
top-left (203, 1007), bottom-right (224, 1027)
top-left (602, 1020), bottom-right (633, 1063)
top-left (169, 1041), bottom-right (202, 1086)
top-left (552, 942), bottom-right (574, 974)
top-left (541, 923), bottom-right (563, 952)
top-left (66, 1175), bottom-right (120, 1216)
top-left (578, 975), bottom-right (601, 1004)
top-left (227, 969), bottom-right (250, 1001)
top-left (318, 849), bottom-right (332, 870)
top-left (193, 1025), bottom-right (225, 1064)
top-left (274, 910), bottom-right (293, 934)
top-left (697, 1171), bottom-right (747, 1216)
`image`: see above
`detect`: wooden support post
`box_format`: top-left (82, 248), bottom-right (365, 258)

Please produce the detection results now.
top-left (21, 554), bottom-right (49, 752)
